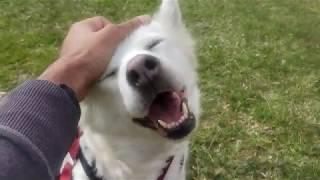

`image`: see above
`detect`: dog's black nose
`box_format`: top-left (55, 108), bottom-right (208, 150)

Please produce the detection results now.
top-left (126, 55), bottom-right (160, 88)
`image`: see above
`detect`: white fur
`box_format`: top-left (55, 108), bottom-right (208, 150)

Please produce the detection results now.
top-left (72, 0), bottom-right (200, 179)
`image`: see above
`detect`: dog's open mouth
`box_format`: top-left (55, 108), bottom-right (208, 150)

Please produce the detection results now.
top-left (133, 91), bottom-right (195, 139)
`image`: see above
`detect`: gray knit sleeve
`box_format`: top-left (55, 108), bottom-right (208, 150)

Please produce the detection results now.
top-left (0, 80), bottom-right (80, 180)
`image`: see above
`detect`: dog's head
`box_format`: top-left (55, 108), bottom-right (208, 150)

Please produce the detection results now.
top-left (85, 0), bottom-right (200, 140)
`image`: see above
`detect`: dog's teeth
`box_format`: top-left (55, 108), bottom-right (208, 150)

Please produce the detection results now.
top-left (168, 122), bottom-right (176, 129)
top-left (158, 120), bottom-right (168, 128)
top-left (182, 102), bottom-right (188, 115)
top-left (183, 114), bottom-right (187, 120)
top-left (158, 119), bottom-right (186, 129)
top-left (179, 118), bottom-right (184, 124)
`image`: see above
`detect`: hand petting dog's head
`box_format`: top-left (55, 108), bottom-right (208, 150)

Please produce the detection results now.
top-left (87, 0), bottom-right (200, 140)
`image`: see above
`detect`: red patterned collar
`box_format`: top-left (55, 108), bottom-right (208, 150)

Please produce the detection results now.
top-left (57, 131), bottom-right (176, 180)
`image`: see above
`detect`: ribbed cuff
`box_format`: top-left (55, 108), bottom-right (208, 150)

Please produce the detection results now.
top-left (0, 80), bottom-right (80, 177)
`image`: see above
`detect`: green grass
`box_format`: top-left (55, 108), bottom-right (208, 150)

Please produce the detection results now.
top-left (1, 0), bottom-right (319, 179)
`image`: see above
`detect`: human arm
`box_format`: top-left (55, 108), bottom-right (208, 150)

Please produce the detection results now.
top-left (0, 15), bottom-right (150, 180)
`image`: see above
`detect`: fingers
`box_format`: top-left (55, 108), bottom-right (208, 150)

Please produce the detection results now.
top-left (115, 15), bottom-right (151, 38)
top-left (117, 15), bottom-right (151, 31)
top-left (73, 15), bottom-right (151, 34)
top-left (74, 16), bottom-right (111, 32)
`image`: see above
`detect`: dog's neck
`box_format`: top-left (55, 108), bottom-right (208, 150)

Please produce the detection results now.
top-left (78, 126), bottom-right (188, 180)
top-left (79, 99), bottom-right (188, 180)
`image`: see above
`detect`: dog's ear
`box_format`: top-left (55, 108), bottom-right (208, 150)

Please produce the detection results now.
top-left (154, 0), bottom-right (184, 28)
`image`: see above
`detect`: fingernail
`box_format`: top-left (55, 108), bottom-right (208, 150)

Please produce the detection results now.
top-left (138, 15), bottom-right (152, 24)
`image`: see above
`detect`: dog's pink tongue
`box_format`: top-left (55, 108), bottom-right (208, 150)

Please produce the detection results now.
top-left (148, 92), bottom-right (182, 123)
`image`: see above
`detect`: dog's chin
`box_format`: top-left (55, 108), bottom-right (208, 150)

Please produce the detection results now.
top-left (133, 90), bottom-right (196, 140)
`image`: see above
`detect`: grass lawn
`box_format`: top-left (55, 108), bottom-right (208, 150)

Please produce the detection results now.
top-left (1, 0), bottom-right (319, 179)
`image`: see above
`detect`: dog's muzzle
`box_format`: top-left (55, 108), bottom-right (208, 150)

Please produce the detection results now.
top-left (127, 54), bottom-right (196, 139)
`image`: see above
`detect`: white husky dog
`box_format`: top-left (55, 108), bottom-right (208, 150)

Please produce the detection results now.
top-left (72, 0), bottom-right (200, 179)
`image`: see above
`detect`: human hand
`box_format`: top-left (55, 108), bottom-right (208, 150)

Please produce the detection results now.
top-left (39, 15), bottom-right (150, 101)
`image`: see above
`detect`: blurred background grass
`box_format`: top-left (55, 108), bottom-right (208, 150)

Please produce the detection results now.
top-left (0, 0), bottom-right (319, 179)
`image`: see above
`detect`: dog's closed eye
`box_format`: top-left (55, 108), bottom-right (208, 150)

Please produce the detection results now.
top-left (146, 39), bottom-right (163, 50)
top-left (100, 69), bottom-right (118, 81)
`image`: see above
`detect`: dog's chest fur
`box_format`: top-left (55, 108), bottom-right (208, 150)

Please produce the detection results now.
top-left (71, 130), bottom-right (188, 180)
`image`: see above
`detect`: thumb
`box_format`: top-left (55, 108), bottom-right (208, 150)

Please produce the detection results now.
top-left (116, 15), bottom-right (151, 38)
